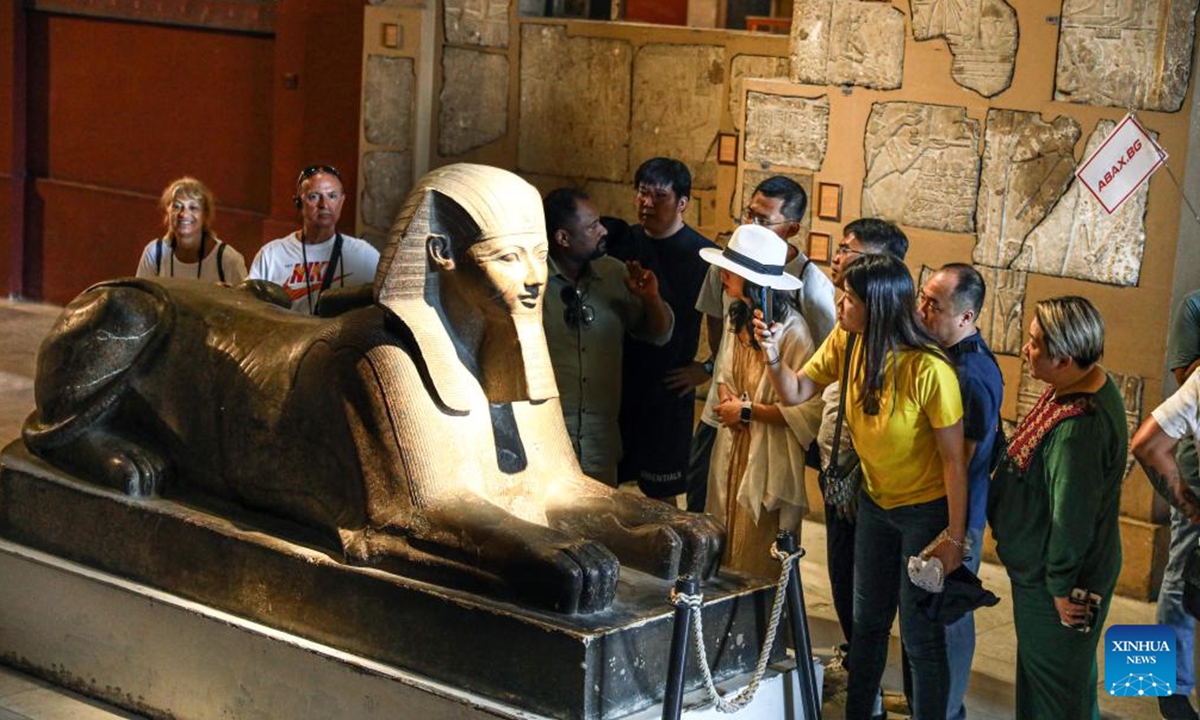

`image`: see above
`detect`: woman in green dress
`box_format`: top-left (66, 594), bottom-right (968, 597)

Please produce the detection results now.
top-left (989, 296), bottom-right (1128, 719)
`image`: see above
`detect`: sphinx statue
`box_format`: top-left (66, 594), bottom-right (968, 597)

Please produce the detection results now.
top-left (22, 163), bottom-right (724, 614)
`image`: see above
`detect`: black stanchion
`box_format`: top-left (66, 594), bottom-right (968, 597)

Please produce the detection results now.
top-left (662, 575), bottom-right (699, 720)
top-left (777, 530), bottom-right (822, 720)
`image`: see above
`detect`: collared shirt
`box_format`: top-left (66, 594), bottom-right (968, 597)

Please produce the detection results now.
top-left (544, 255), bottom-right (674, 483)
top-left (945, 331), bottom-right (1004, 533)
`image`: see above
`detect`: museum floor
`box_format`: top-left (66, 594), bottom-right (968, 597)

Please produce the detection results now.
top-left (0, 298), bottom-right (1170, 720)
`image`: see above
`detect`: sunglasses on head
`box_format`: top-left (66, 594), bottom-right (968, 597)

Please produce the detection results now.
top-left (296, 165), bottom-right (342, 187)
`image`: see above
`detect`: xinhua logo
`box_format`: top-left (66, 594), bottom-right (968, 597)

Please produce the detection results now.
top-left (1105, 624), bottom-right (1175, 697)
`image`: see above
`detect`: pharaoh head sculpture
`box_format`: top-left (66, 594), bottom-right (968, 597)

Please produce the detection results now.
top-left (375, 164), bottom-right (557, 409)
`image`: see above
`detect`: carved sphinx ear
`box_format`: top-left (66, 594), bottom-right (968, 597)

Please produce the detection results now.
top-left (427, 234), bottom-right (455, 271)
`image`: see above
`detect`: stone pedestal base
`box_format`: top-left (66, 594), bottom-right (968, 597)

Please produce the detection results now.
top-left (0, 444), bottom-right (784, 719)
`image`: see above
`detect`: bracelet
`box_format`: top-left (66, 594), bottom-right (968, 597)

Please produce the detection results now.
top-left (766, 353), bottom-right (782, 367)
top-left (942, 532), bottom-right (964, 549)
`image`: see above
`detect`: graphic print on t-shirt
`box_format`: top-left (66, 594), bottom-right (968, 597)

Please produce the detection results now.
top-left (284, 261), bottom-right (352, 302)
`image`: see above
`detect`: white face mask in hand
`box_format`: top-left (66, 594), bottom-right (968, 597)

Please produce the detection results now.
top-left (908, 555), bottom-right (945, 593)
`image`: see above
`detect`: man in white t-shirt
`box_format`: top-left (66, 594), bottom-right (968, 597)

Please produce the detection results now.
top-left (1135, 370), bottom-right (1200, 518)
top-left (249, 165), bottom-right (380, 314)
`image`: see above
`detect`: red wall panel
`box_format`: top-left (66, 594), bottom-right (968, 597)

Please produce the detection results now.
top-left (625, 0), bottom-right (688, 25)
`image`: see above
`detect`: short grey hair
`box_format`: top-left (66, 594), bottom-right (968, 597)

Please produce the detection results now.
top-left (1034, 296), bottom-right (1105, 367)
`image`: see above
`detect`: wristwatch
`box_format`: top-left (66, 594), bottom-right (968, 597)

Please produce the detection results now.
top-left (702, 358), bottom-right (714, 376)
top-left (740, 401), bottom-right (752, 424)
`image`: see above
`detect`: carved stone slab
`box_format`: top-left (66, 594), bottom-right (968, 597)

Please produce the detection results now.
top-left (444, 0), bottom-right (510, 48)
top-left (518, 26), bottom-right (632, 182)
top-left (439, 48), bottom-right (509, 157)
top-left (364, 56), bottom-right (415, 149)
top-left (1016, 367), bottom-right (1142, 477)
top-left (735, 170), bottom-right (814, 240)
top-left (789, 0), bottom-right (906, 90)
top-left (974, 109), bottom-right (1080, 269)
top-left (862, 102), bottom-right (981, 233)
top-left (1055, 0), bottom-right (1199, 112)
top-left (743, 92), bottom-right (829, 171)
top-left (919, 263), bottom-right (1027, 356)
top-left (630, 44), bottom-right (726, 190)
top-left (361, 151), bottom-right (413, 233)
top-left (910, 0), bottom-right (1018, 98)
top-left (1013, 121), bottom-right (1150, 286)
top-left (729, 55), bottom-right (790, 131)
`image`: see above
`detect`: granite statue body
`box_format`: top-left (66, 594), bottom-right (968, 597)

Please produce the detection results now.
top-left (23, 163), bottom-right (723, 614)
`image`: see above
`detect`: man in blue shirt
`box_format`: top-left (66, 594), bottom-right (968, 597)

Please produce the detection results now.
top-left (917, 263), bottom-right (1003, 720)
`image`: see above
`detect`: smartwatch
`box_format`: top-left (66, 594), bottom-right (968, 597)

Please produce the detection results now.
top-left (702, 358), bottom-right (714, 376)
top-left (740, 401), bottom-right (752, 424)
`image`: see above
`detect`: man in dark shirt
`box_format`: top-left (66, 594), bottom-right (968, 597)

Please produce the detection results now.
top-left (917, 263), bottom-right (1003, 720)
top-left (608, 157), bottom-right (716, 499)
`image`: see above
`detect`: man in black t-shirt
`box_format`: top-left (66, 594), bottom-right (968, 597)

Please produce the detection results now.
top-left (608, 158), bottom-right (716, 499)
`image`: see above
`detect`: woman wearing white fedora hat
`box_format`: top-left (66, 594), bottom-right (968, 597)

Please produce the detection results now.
top-left (699, 224), bottom-right (823, 578)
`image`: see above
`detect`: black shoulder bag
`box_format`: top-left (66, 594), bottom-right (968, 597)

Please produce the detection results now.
top-left (819, 333), bottom-right (862, 508)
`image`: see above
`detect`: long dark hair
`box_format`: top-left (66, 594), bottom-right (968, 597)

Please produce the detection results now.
top-left (842, 254), bottom-right (946, 415)
top-left (728, 278), bottom-right (794, 352)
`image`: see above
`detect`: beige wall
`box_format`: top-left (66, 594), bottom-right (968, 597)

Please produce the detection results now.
top-left (363, 0), bottom-right (1200, 598)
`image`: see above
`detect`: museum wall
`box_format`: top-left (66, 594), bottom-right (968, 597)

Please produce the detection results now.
top-left (0, 1), bottom-right (366, 305)
top-left (361, 0), bottom-right (1200, 598)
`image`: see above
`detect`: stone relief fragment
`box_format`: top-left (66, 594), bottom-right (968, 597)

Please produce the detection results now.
top-left (1013, 121), bottom-right (1150, 286)
top-left (360, 151), bottom-right (413, 232)
top-left (729, 55), bottom-right (790, 131)
top-left (364, 56), bottom-right (414, 149)
top-left (439, 48), bottom-right (509, 157)
top-left (790, 0), bottom-right (905, 90)
top-left (974, 109), bottom-right (1080, 268)
top-left (743, 93), bottom-right (829, 171)
top-left (444, 0), bottom-right (509, 48)
top-left (735, 170), bottom-right (813, 240)
top-left (518, 26), bottom-right (631, 182)
top-left (862, 102), bottom-right (981, 233)
top-left (1016, 366), bottom-right (1144, 477)
top-left (910, 0), bottom-right (1018, 98)
top-left (1055, 0), bottom-right (1199, 112)
top-left (918, 264), bottom-right (1027, 355)
top-left (630, 44), bottom-right (725, 190)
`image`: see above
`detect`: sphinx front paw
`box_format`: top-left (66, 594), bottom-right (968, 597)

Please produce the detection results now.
top-left (515, 538), bottom-right (619, 614)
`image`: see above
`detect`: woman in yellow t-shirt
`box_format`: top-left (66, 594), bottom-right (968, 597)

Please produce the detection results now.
top-left (756, 253), bottom-right (966, 720)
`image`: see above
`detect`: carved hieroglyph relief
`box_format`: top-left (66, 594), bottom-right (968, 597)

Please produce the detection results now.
top-left (743, 93), bottom-right (829, 171)
top-left (364, 56), bottom-right (414, 149)
top-left (729, 55), bottom-right (790, 131)
top-left (735, 170), bottom-right (813, 240)
top-left (444, 0), bottom-right (509, 48)
top-left (910, 0), bottom-right (1018, 98)
top-left (862, 102), bottom-right (981, 233)
top-left (518, 26), bottom-right (631, 182)
top-left (360, 150), bottom-right (414, 234)
top-left (919, 264), bottom-right (1028, 355)
top-left (974, 109), bottom-right (1081, 269)
top-left (790, 0), bottom-right (905, 90)
top-left (439, 48), bottom-right (509, 157)
top-left (1017, 366), bottom-right (1144, 477)
top-left (1013, 121), bottom-right (1150, 286)
top-left (1055, 0), bottom-right (1199, 112)
top-left (630, 44), bottom-right (726, 190)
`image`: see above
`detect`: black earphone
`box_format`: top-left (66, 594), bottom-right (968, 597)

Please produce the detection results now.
top-left (293, 164), bottom-right (343, 209)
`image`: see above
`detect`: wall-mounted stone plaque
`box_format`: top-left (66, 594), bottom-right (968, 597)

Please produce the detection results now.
top-left (743, 93), bottom-right (829, 171)
top-left (444, 0), bottom-right (510, 48)
top-left (364, 56), bottom-right (415, 149)
top-left (360, 150), bottom-right (413, 232)
top-left (630, 44), bottom-right (726, 190)
top-left (910, 0), bottom-right (1018, 98)
top-left (729, 55), bottom-right (790, 131)
top-left (790, 0), bottom-right (905, 90)
top-left (518, 25), bottom-right (632, 182)
top-left (1014, 120), bottom-right (1150, 286)
top-left (1055, 0), bottom-right (1199, 112)
top-left (973, 109), bottom-right (1080, 268)
top-left (862, 102), bottom-right (980, 233)
top-left (439, 48), bottom-right (509, 156)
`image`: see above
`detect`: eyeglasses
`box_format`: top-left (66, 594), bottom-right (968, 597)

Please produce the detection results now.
top-left (741, 207), bottom-right (793, 227)
top-left (560, 285), bottom-right (595, 328)
top-left (834, 243), bottom-right (865, 258)
top-left (297, 164), bottom-right (343, 186)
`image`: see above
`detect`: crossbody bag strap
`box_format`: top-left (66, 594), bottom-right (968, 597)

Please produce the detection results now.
top-left (216, 241), bottom-right (227, 283)
top-left (827, 333), bottom-right (857, 472)
top-left (313, 233), bottom-right (344, 314)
